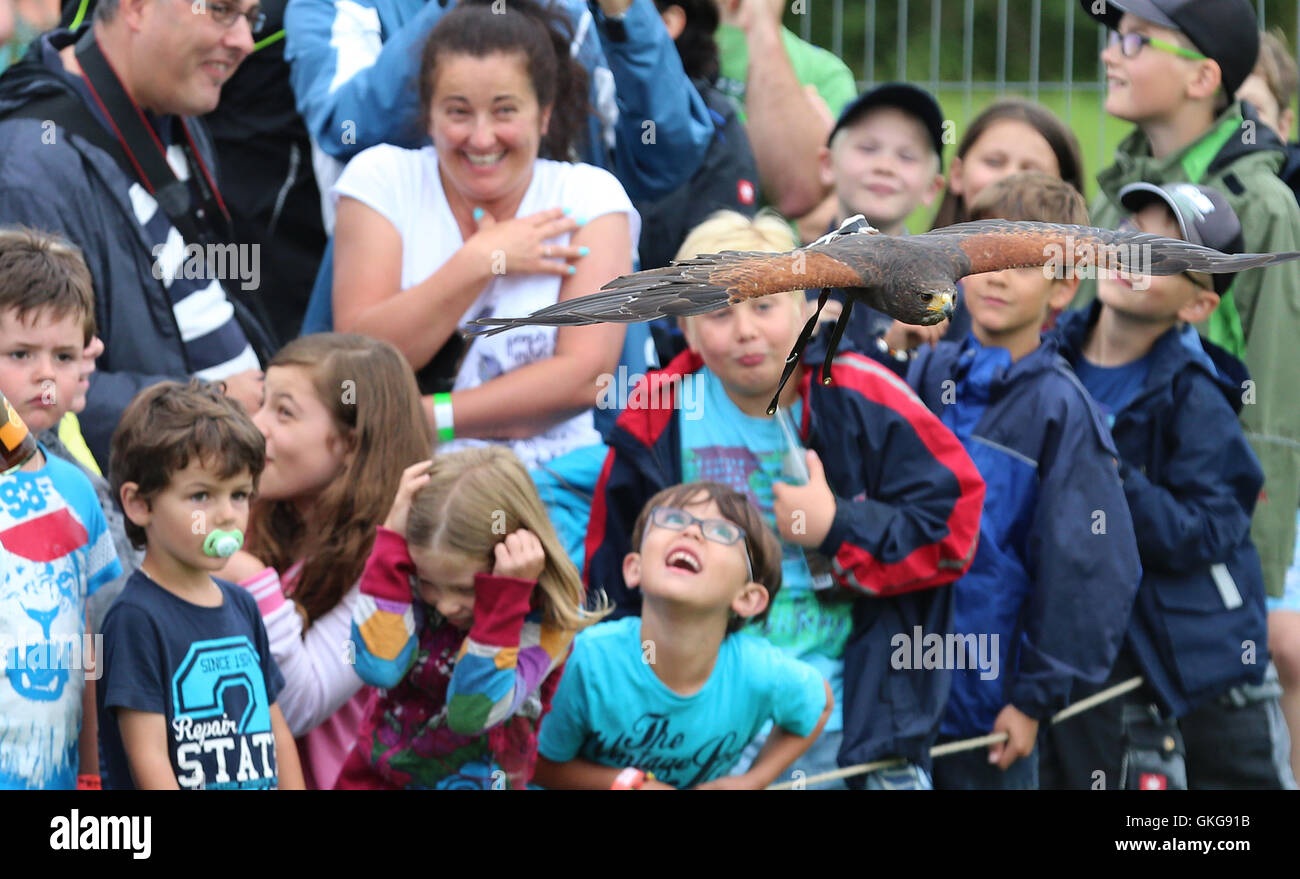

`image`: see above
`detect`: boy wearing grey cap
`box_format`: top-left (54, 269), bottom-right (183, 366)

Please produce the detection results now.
top-left (1045, 182), bottom-right (1294, 789)
top-left (1077, 8), bottom-right (1300, 764)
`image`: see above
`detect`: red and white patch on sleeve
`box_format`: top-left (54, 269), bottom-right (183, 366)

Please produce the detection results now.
top-left (1138, 773), bottom-right (1168, 790)
top-left (737, 179), bottom-right (755, 206)
top-left (0, 508), bottom-right (89, 562)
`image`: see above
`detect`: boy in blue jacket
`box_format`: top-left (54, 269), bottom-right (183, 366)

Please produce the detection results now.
top-left (1042, 181), bottom-right (1294, 790)
top-left (583, 211), bottom-right (985, 789)
top-left (907, 172), bottom-right (1142, 790)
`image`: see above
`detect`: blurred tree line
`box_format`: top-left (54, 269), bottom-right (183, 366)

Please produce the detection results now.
top-left (786, 0), bottom-right (1300, 85)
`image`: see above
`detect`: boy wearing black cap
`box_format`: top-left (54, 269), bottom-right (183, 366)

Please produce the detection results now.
top-left (814, 83), bottom-right (947, 367)
top-left (1045, 182), bottom-right (1294, 789)
top-left (1077, 4), bottom-right (1300, 724)
top-left (819, 82), bottom-right (947, 239)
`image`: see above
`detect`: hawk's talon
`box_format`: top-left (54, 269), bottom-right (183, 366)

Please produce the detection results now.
top-left (820, 298), bottom-right (853, 387)
top-left (766, 287), bottom-right (831, 415)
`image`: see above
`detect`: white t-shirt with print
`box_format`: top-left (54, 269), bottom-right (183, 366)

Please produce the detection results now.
top-left (333, 145), bottom-right (640, 468)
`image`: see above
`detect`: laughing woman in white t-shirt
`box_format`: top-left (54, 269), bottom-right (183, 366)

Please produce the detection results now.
top-left (330, 0), bottom-right (639, 468)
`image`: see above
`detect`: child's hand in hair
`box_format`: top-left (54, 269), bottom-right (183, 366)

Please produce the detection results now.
top-left (493, 529), bottom-right (545, 582)
top-left (383, 459), bottom-right (434, 538)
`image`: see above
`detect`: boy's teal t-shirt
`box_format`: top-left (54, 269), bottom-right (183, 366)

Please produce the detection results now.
top-left (679, 366), bottom-right (850, 732)
top-left (536, 617), bottom-right (826, 788)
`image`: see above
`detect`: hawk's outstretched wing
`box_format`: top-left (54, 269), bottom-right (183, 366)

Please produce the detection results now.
top-left (465, 248), bottom-right (870, 337)
top-left (918, 219), bottom-right (1300, 278)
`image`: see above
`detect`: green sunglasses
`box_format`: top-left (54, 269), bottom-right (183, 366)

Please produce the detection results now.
top-left (1108, 30), bottom-right (1207, 62)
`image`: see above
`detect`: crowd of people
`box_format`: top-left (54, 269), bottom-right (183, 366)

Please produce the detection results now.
top-left (0, 0), bottom-right (1298, 790)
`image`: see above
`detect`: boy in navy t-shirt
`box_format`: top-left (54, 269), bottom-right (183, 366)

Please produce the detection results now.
top-left (99, 380), bottom-right (303, 790)
top-left (535, 482), bottom-right (831, 789)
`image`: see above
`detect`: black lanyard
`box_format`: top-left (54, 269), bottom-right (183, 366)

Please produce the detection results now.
top-left (73, 29), bottom-right (232, 247)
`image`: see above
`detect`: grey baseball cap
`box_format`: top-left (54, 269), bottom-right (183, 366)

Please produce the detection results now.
top-left (1119, 181), bottom-right (1244, 294)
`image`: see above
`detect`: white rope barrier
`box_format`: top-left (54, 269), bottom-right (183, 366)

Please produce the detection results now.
top-left (767, 675), bottom-right (1146, 789)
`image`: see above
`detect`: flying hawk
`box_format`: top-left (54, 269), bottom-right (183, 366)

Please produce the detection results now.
top-left (467, 215), bottom-right (1300, 414)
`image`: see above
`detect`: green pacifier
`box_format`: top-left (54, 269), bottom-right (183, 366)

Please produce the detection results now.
top-left (203, 529), bottom-right (244, 558)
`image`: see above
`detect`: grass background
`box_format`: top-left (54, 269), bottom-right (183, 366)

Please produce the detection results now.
top-left (775, 0), bottom-right (1300, 232)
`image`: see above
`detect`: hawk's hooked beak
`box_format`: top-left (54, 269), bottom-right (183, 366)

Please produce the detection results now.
top-left (928, 292), bottom-right (955, 319)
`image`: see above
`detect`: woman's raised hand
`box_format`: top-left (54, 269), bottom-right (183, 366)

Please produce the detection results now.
top-left (467, 207), bottom-right (587, 278)
top-left (384, 460), bottom-right (435, 538)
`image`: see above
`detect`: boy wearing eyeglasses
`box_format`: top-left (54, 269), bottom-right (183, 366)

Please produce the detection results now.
top-left (1078, 4), bottom-right (1300, 740)
top-left (1042, 182), bottom-right (1293, 789)
top-left (582, 212), bottom-right (985, 790)
top-left (533, 482), bottom-right (832, 789)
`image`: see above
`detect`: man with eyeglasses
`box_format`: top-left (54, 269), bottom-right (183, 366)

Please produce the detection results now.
top-left (1075, 0), bottom-right (1300, 785)
top-left (0, 0), bottom-right (278, 469)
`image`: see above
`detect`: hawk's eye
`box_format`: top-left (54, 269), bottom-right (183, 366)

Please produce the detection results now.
top-left (919, 293), bottom-right (934, 302)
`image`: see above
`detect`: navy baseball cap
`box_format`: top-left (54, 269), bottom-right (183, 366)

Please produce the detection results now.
top-left (1120, 181), bottom-right (1245, 294)
top-left (828, 82), bottom-right (946, 171)
top-left (1082, 0), bottom-right (1260, 97)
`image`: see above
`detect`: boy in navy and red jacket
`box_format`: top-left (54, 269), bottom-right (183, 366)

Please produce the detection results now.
top-left (584, 212), bottom-right (984, 789)
top-left (906, 172), bottom-right (1142, 790)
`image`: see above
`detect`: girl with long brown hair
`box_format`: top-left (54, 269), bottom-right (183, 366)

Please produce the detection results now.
top-left (218, 332), bottom-right (433, 789)
top-left (930, 98), bottom-right (1086, 230)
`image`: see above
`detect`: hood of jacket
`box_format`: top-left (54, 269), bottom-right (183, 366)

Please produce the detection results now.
top-left (0, 30), bottom-right (83, 116)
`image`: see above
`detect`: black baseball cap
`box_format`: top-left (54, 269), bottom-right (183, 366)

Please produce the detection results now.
top-left (1119, 181), bottom-right (1244, 294)
top-left (1082, 0), bottom-right (1260, 97)
top-left (827, 82), bottom-right (945, 171)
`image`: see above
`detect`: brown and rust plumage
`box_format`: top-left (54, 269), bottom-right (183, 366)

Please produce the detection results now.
top-left (467, 216), bottom-right (1300, 412)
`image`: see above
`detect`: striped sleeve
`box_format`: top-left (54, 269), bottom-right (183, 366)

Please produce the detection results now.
top-left (350, 527), bottom-right (418, 690)
top-left (446, 574), bottom-right (574, 736)
top-left (240, 567), bottom-right (288, 617)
